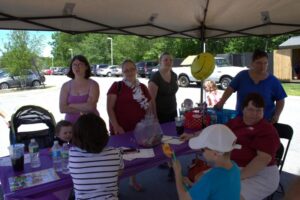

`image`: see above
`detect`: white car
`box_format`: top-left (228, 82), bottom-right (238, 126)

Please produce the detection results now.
top-left (172, 55), bottom-right (248, 90)
top-left (96, 65), bottom-right (119, 77)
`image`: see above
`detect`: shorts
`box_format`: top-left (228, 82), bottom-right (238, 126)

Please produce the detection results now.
top-left (241, 165), bottom-right (279, 200)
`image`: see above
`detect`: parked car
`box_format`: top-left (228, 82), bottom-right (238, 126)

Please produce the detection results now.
top-left (136, 61), bottom-right (158, 78)
top-left (111, 65), bottom-right (122, 77)
top-left (91, 64), bottom-right (109, 76)
top-left (172, 55), bottom-right (248, 89)
top-left (50, 67), bottom-right (60, 75)
top-left (96, 65), bottom-right (119, 77)
top-left (56, 67), bottom-right (69, 75)
top-left (42, 68), bottom-right (53, 75)
top-left (0, 69), bottom-right (45, 90)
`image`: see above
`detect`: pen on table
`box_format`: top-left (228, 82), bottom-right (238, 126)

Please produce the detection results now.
top-left (122, 148), bottom-right (140, 153)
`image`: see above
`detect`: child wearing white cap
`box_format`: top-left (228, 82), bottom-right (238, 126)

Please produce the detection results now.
top-left (172, 124), bottom-right (241, 200)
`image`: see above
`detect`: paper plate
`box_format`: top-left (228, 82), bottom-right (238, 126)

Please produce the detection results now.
top-left (191, 53), bottom-right (215, 80)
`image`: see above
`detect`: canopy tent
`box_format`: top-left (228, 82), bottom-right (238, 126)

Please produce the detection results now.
top-left (279, 36), bottom-right (300, 49)
top-left (1, 0), bottom-right (300, 39)
top-left (1, 0), bottom-right (299, 103)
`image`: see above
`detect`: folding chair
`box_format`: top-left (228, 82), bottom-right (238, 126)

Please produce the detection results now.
top-left (9, 105), bottom-right (56, 150)
top-left (268, 123), bottom-right (293, 199)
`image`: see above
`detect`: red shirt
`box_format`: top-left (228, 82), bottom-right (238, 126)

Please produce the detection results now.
top-left (107, 81), bottom-right (151, 134)
top-left (226, 116), bottom-right (280, 167)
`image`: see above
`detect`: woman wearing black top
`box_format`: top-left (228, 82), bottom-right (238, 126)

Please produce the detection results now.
top-left (148, 52), bottom-right (178, 123)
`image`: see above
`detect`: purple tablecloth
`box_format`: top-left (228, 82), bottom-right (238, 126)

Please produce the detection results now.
top-left (0, 122), bottom-right (194, 200)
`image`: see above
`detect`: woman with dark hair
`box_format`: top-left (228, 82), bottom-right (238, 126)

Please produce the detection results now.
top-left (227, 93), bottom-right (280, 200)
top-left (216, 49), bottom-right (287, 123)
top-left (148, 52), bottom-right (178, 123)
top-left (59, 55), bottom-right (100, 123)
top-left (107, 59), bottom-right (151, 191)
top-left (69, 113), bottom-right (123, 200)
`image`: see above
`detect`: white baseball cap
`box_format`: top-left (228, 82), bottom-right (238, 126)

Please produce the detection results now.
top-left (189, 124), bottom-right (241, 153)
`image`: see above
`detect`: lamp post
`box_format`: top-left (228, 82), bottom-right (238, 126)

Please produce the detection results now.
top-left (69, 48), bottom-right (73, 59)
top-left (107, 37), bottom-right (113, 65)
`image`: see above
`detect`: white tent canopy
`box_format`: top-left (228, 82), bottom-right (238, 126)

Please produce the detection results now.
top-left (279, 36), bottom-right (300, 49)
top-left (1, 0), bottom-right (300, 39)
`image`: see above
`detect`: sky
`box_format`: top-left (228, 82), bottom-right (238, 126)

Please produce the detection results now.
top-left (0, 30), bottom-right (54, 57)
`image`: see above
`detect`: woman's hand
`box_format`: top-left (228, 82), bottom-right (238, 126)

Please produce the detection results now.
top-left (214, 101), bottom-right (224, 110)
top-left (271, 114), bottom-right (279, 124)
top-left (113, 124), bottom-right (125, 134)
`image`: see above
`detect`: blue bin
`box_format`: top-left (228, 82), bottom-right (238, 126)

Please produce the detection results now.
top-left (207, 109), bottom-right (238, 124)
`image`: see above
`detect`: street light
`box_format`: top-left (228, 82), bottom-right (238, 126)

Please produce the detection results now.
top-left (69, 48), bottom-right (73, 59)
top-left (107, 37), bottom-right (113, 65)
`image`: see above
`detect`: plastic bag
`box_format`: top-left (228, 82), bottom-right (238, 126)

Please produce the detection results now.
top-left (134, 115), bottom-right (163, 148)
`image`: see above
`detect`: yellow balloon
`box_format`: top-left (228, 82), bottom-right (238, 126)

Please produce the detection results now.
top-left (191, 53), bottom-right (215, 80)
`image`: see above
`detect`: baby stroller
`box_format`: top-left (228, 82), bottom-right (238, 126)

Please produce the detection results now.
top-left (10, 105), bottom-right (56, 150)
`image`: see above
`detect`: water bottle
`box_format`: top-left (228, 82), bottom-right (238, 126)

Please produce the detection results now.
top-left (61, 143), bottom-right (70, 174)
top-left (52, 141), bottom-right (62, 172)
top-left (28, 138), bottom-right (41, 168)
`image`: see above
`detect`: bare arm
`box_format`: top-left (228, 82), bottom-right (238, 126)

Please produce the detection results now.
top-left (173, 160), bottom-right (192, 200)
top-left (214, 86), bottom-right (234, 109)
top-left (69, 81), bottom-right (100, 112)
top-left (148, 81), bottom-right (158, 119)
top-left (107, 94), bottom-right (124, 134)
top-left (59, 82), bottom-right (80, 114)
top-left (271, 99), bottom-right (285, 123)
top-left (240, 150), bottom-right (272, 179)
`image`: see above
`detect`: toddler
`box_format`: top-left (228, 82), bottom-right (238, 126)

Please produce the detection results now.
top-left (55, 120), bottom-right (73, 145)
top-left (203, 80), bottom-right (220, 107)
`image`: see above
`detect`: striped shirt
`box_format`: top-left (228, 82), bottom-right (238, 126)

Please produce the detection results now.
top-left (69, 147), bottom-right (124, 200)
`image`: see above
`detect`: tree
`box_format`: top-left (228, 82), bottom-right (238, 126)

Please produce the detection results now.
top-left (0, 31), bottom-right (42, 75)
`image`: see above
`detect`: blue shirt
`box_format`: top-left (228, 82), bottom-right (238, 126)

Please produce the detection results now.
top-left (189, 162), bottom-right (240, 200)
top-left (229, 70), bottom-right (287, 120)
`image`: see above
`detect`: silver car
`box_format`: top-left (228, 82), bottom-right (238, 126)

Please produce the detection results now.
top-left (0, 69), bottom-right (45, 90)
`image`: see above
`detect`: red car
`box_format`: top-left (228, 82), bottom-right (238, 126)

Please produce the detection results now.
top-left (42, 69), bottom-right (53, 75)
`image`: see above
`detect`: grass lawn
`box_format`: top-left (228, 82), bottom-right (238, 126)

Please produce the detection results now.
top-left (282, 83), bottom-right (300, 96)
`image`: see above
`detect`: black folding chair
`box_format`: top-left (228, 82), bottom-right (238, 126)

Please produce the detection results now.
top-left (9, 105), bottom-right (56, 150)
top-left (268, 123), bottom-right (293, 199)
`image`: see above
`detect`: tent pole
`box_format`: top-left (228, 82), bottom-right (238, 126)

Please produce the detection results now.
top-left (200, 22), bottom-right (205, 104)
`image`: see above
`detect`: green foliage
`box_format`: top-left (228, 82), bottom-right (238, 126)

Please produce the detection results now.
top-left (0, 31), bottom-right (41, 75)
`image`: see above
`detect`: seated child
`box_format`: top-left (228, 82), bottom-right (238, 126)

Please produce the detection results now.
top-left (181, 98), bottom-right (194, 111)
top-left (203, 80), bottom-right (220, 107)
top-left (172, 124), bottom-right (241, 200)
top-left (69, 113), bottom-right (124, 200)
top-left (55, 120), bottom-right (73, 145)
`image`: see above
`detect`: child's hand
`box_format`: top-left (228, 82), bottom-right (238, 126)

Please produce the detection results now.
top-left (179, 133), bottom-right (194, 141)
top-left (182, 176), bottom-right (194, 187)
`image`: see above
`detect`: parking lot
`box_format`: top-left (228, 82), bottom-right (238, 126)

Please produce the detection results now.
top-left (0, 75), bottom-right (299, 175)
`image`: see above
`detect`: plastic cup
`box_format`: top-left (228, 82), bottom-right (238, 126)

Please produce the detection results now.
top-left (175, 116), bottom-right (185, 136)
top-left (8, 144), bottom-right (25, 172)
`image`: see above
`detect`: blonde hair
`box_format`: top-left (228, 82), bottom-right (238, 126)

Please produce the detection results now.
top-left (203, 80), bottom-right (218, 92)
